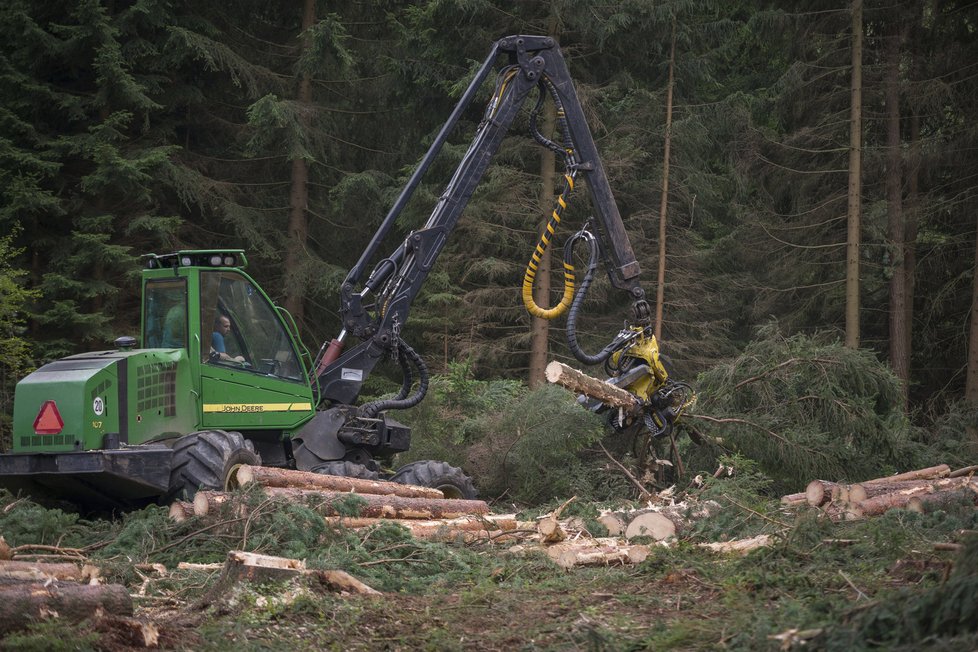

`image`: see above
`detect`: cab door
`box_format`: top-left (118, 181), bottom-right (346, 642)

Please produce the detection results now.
top-left (197, 270), bottom-right (315, 430)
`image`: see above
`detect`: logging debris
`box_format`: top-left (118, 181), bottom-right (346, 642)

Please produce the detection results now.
top-left (165, 465), bottom-right (740, 568)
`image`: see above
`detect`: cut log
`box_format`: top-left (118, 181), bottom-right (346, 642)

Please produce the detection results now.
top-left (324, 515), bottom-right (518, 543)
top-left (261, 486), bottom-right (489, 519)
top-left (0, 560), bottom-right (86, 582)
top-left (949, 464), bottom-right (978, 479)
top-left (597, 513), bottom-right (625, 537)
top-left (0, 582), bottom-right (132, 634)
top-left (192, 491), bottom-right (236, 518)
top-left (234, 465), bottom-right (444, 499)
top-left (806, 480), bottom-right (845, 507)
top-left (781, 492), bottom-right (808, 507)
top-left (544, 361), bottom-right (640, 410)
top-left (849, 477), bottom-right (972, 503)
top-left (537, 496), bottom-right (575, 544)
top-left (851, 479), bottom-right (978, 518)
top-left (168, 501), bottom-right (194, 523)
top-left (907, 487), bottom-right (978, 513)
top-left (861, 464), bottom-right (950, 485)
top-left (538, 517), bottom-right (566, 544)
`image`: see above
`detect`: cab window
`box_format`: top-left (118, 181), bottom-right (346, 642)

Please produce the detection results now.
top-left (199, 271), bottom-right (304, 381)
top-left (143, 279), bottom-right (188, 349)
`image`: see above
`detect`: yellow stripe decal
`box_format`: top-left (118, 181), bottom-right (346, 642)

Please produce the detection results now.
top-left (203, 403), bottom-right (313, 414)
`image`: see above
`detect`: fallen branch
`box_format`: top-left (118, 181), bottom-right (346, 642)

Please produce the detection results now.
top-left (597, 441), bottom-right (653, 501)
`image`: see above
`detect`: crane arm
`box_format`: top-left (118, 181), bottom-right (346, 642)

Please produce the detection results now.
top-left (314, 35), bottom-right (649, 407)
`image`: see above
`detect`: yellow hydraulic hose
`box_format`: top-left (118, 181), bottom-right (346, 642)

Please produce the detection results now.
top-left (522, 171), bottom-right (577, 320)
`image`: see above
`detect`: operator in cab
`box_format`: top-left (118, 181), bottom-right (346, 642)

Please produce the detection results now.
top-left (211, 315), bottom-right (245, 364)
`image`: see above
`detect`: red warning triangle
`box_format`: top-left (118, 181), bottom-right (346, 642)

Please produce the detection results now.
top-left (33, 400), bottom-right (64, 435)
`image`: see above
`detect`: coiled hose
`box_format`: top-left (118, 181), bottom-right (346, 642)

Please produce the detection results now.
top-left (358, 338), bottom-right (429, 418)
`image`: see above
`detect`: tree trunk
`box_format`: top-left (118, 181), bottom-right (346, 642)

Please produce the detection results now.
top-left (885, 19), bottom-right (908, 407)
top-left (845, 0), bottom-right (864, 349)
top-left (655, 18), bottom-right (676, 342)
top-left (234, 465), bottom-right (444, 499)
top-left (283, 0), bottom-right (317, 326)
top-left (529, 98), bottom-right (557, 389)
top-left (967, 210), bottom-right (978, 404)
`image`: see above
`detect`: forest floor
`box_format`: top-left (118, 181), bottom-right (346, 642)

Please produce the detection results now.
top-left (2, 482), bottom-right (977, 651)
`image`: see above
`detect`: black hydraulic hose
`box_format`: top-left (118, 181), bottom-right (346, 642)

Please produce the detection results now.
top-left (529, 78), bottom-right (576, 165)
top-left (358, 339), bottom-right (429, 418)
top-left (564, 229), bottom-right (634, 365)
top-left (392, 348), bottom-right (413, 402)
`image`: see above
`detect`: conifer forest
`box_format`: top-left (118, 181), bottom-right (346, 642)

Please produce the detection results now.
top-left (2, 1), bottom-right (978, 650)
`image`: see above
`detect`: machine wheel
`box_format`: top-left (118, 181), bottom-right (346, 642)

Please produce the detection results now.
top-left (167, 430), bottom-right (260, 500)
top-left (311, 461), bottom-right (380, 480)
top-left (390, 460), bottom-right (477, 500)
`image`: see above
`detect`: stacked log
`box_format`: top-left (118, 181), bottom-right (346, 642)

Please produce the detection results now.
top-left (172, 465), bottom-right (511, 543)
top-left (782, 464), bottom-right (978, 521)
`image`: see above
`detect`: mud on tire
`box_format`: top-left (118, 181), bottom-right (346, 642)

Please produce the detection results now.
top-left (311, 460), bottom-right (380, 480)
top-left (167, 430), bottom-right (260, 501)
top-left (390, 460), bottom-right (477, 499)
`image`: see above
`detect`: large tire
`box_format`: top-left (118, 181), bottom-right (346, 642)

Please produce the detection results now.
top-left (311, 461), bottom-right (380, 480)
top-left (167, 430), bottom-right (260, 501)
top-left (390, 460), bottom-right (477, 500)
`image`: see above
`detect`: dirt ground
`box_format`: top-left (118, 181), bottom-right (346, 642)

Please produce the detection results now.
top-left (131, 568), bottom-right (721, 651)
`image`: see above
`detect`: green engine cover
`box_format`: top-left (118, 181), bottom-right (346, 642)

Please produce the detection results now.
top-left (12, 349), bottom-right (197, 452)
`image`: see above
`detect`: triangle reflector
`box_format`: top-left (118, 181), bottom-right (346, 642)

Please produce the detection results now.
top-left (33, 400), bottom-right (64, 435)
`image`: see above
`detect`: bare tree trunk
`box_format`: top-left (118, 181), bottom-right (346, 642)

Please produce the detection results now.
top-left (845, 0), bottom-right (864, 349)
top-left (966, 212), bottom-right (978, 404)
top-left (529, 99), bottom-right (556, 389)
top-left (905, 114), bottom-right (919, 364)
top-left (885, 20), bottom-right (908, 407)
top-left (283, 0), bottom-right (316, 327)
top-left (655, 18), bottom-right (676, 342)
top-left (528, 15), bottom-right (560, 389)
